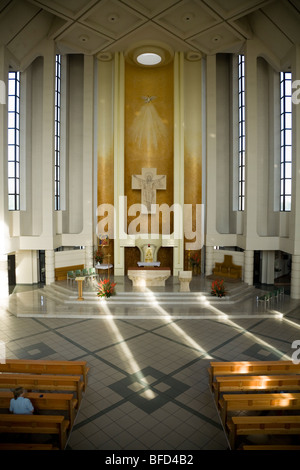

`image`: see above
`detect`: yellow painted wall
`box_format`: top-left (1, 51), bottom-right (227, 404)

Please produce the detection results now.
top-left (125, 61), bottom-right (174, 235)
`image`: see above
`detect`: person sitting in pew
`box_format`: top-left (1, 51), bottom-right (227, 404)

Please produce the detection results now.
top-left (9, 387), bottom-right (34, 415)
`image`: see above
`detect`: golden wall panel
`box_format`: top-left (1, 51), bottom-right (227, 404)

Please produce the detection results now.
top-left (125, 62), bottom-right (174, 235)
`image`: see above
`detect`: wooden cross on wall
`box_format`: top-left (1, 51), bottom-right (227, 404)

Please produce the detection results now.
top-left (132, 168), bottom-right (166, 214)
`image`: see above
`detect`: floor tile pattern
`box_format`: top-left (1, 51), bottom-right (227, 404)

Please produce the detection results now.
top-left (1, 276), bottom-right (300, 450)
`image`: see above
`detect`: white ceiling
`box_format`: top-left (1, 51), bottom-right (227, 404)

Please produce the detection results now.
top-left (0, 0), bottom-right (299, 68)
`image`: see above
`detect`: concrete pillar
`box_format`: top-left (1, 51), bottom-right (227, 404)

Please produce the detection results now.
top-left (260, 251), bottom-right (275, 284)
top-left (205, 245), bottom-right (214, 276)
top-left (85, 245), bottom-right (93, 270)
top-left (244, 250), bottom-right (254, 285)
top-left (0, 254), bottom-right (9, 298)
top-left (173, 51), bottom-right (185, 276)
top-left (205, 55), bottom-right (218, 242)
top-left (45, 249), bottom-right (55, 285)
top-left (291, 255), bottom-right (300, 299)
top-left (41, 41), bottom-right (56, 239)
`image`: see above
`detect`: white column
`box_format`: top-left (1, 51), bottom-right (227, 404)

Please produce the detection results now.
top-left (260, 251), bottom-right (275, 284)
top-left (291, 255), bottom-right (300, 299)
top-left (85, 245), bottom-right (93, 270)
top-left (0, 46), bottom-right (10, 259)
top-left (173, 51), bottom-right (185, 275)
top-left (244, 250), bottom-right (254, 285)
top-left (291, 45), bottom-right (300, 267)
top-left (82, 55), bottom-right (94, 246)
top-left (0, 254), bottom-right (9, 298)
top-left (244, 42), bottom-right (258, 241)
top-left (15, 251), bottom-right (38, 284)
top-left (205, 54), bottom-right (218, 242)
top-left (41, 40), bottom-right (56, 241)
top-left (45, 249), bottom-right (55, 285)
top-left (205, 246), bottom-right (214, 276)
top-left (113, 52), bottom-right (125, 276)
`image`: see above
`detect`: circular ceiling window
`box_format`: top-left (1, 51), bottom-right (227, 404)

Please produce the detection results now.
top-left (125, 42), bottom-right (173, 67)
top-left (136, 52), bottom-right (162, 66)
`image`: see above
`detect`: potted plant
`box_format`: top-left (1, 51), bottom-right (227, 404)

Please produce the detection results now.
top-left (94, 248), bottom-right (103, 265)
top-left (97, 279), bottom-right (116, 299)
top-left (211, 279), bottom-right (226, 298)
top-left (190, 252), bottom-right (200, 274)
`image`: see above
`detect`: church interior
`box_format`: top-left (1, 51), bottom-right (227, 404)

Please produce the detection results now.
top-left (1, 0), bottom-right (300, 452)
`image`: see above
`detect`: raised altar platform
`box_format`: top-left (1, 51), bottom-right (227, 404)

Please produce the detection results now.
top-left (128, 266), bottom-right (171, 287)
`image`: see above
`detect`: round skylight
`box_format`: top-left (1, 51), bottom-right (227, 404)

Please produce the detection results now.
top-left (136, 52), bottom-right (162, 66)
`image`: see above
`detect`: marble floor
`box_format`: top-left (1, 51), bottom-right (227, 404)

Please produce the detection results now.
top-left (1, 275), bottom-right (300, 452)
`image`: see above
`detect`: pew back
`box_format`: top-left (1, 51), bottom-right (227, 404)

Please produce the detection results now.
top-left (0, 373), bottom-right (83, 406)
top-left (0, 391), bottom-right (77, 427)
top-left (228, 415), bottom-right (300, 450)
top-left (213, 374), bottom-right (300, 404)
top-left (209, 360), bottom-right (300, 390)
top-left (220, 392), bottom-right (300, 426)
top-left (0, 414), bottom-right (69, 450)
top-left (0, 359), bottom-right (89, 391)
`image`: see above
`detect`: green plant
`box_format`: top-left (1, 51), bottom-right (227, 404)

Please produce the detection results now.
top-left (190, 252), bottom-right (200, 267)
top-left (211, 279), bottom-right (226, 297)
top-left (97, 279), bottom-right (116, 299)
top-left (94, 248), bottom-right (103, 264)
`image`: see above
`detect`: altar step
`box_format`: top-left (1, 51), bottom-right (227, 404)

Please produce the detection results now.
top-left (42, 281), bottom-right (258, 306)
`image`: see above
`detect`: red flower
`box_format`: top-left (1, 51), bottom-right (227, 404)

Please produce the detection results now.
top-left (97, 279), bottom-right (116, 298)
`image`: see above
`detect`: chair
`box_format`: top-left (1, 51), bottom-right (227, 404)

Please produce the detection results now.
top-left (75, 270), bottom-right (82, 277)
top-left (88, 267), bottom-right (98, 282)
top-left (67, 271), bottom-right (75, 284)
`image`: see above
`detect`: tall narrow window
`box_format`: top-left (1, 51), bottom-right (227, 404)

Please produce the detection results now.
top-left (55, 54), bottom-right (61, 211)
top-left (8, 71), bottom-right (20, 211)
top-left (280, 71), bottom-right (292, 211)
top-left (238, 54), bottom-right (245, 211)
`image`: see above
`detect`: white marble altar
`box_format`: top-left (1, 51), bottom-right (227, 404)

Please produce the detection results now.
top-left (128, 268), bottom-right (171, 287)
top-left (137, 262), bottom-right (160, 267)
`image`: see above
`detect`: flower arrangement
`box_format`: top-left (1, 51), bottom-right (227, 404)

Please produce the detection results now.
top-left (190, 252), bottom-right (200, 267)
top-left (94, 248), bottom-right (103, 264)
top-left (211, 279), bottom-right (226, 297)
top-left (97, 279), bottom-right (116, 299)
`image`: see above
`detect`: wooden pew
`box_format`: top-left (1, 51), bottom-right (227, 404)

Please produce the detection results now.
top-left (208, 361), bottom-right (300, 391)
top-left (219, 392), bottom-right (300, 427)
top-left (213, 374), bottom-right (300, 405)
top-left (0, 359), bottom-right (89, 391)
top-left (0, 392), bottom-right (77, 428)
top-left (0, 443), bottom-right (59, 450)
top-left (227, 415), bottom-right (300, 450)
top-left (243, 445), bottom-right (300, 451)
top-left (0, 374), bottom-right (83, 407)
top-left (0, 415), bottom-right (69, 450)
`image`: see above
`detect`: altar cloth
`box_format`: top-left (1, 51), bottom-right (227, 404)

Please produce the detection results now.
top-left (137, 262), bottom-right (160, 267)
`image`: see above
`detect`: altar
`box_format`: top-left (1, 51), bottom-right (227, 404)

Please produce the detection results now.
top-left (128, 266), bottom-right (171, 287)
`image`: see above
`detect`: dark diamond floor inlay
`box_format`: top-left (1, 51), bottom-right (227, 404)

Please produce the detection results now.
top-left (109, 366), bottom-right (190, 414)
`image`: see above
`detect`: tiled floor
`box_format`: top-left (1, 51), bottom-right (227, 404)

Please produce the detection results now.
top-left (1, 275), bottom-right (300, 451)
